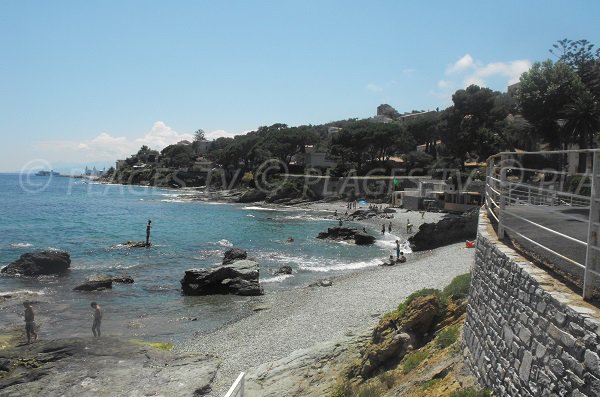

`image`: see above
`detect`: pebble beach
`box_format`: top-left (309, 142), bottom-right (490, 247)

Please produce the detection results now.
top-left (179, 201), bottom-right (476, 396)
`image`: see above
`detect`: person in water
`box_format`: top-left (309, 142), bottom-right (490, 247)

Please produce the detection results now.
top-left (287, 237), bottom-right (294, 243)
top-left (91, 302), bottom-right (102, 337)
top-left (381, 224), bottom-right (385, 235)
top-left (145, 220), bottom-right (152, 246)
top-left (388, 221), bottom-right (392, 233)
top-left (23, 301), bottom-right (37, 344)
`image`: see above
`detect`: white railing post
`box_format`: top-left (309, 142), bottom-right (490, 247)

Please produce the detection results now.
top-left (584, 151), bottom-right (600, 300)
top-left (498, 154), bottom-right (508, 239)
top-left (224, 372), bottom-right (246, 397)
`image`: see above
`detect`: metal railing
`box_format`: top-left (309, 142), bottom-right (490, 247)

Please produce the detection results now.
top-left (224, 372), bottom-right (245, 397)
top-left (485, 149), bottom-right (600, 300)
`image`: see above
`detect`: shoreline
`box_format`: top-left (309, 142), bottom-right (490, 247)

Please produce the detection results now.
top-left (181, 241), bottom-right (474, 396)
top-left (0, 186), bottom-right (472, 396)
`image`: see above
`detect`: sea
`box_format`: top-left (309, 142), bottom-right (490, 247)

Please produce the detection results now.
top-left (0, 173), bottom-right (409, 343)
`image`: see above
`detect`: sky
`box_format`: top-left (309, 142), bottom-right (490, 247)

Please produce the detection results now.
top-left (1, 0), bottom-right (599, 173)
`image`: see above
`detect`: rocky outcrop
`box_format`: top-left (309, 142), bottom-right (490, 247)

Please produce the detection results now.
top-left (222, 248), bottom-right (247, 265)
top-left (1, 251), bottom-right (71, 276)
top-left (345, 294), bottom-right (443, 381)
top-left (353, 231), bottom-right (376, 245)
top-left (181, 250), bottom-right (263, 296)
top-left (118, 241), bottom-right (149, 248)
top-left (317, 227), bottom-right (375, 245)
top-left (274, 265), bottom-right (292, 275)
top-left (408, 208), bottom-right (478, 251)
top-left (73, 274), bottom-right (134, 291)
top-left (377, 104), bottom-right (401, 119)
top-left (0, 337), bottom-right (219, 396)
top-left (237, 188), bottom-right (267, 203)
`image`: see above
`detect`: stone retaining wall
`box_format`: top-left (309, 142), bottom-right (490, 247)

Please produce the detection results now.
top-left (463, 209), bottom-right (600, 396)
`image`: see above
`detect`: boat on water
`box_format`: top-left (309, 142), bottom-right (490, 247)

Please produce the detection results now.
top-left (35, 170), bottom-right (61, 176)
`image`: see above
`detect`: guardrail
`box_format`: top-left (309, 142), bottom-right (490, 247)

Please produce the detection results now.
top-left (485, 149), bottom-right (600, 300)
top-left (224, 372), bottom-right (245, 397)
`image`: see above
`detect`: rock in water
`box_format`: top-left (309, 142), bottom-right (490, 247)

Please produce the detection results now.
top-left (73, 279), bottom-right (113, 291)
top-left (1, 251), bottom-right (71, 276)
top-left (222, 248), bottom-right (248, 265)
top-left (317, 227), bottom-right (376, 245)
top-left (118, 241), bottom-right (149, 248)
top-left (111, 275), bottom-right (134, 284)
top-left (408, 208), bottom-right (479, 251)
top-left (354, 231), bottom-right (376, 245)
top-left (181, 260), bottom-right (263, 296)
top-left (274, 265), bottom-right (293, 275)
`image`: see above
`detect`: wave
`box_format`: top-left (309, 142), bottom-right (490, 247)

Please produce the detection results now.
top-left (246, 214), bottom-right (255, 217)
top-left (0, 288), bottom-right (50, 297)
top-left (10, 242), bottom-right (32, 248)
top-left (216, 239), bottom-right (233, 247)
top-left (242, 206), bottom-right (281, 211)
top-left (262, 274), bottom-right (294, 283)
top-left (160, 198), bottom-right (193, 203)
top-left (299, 258), bottom-right (382, 272)
top-left (374, 235), bottom-right (413, 254)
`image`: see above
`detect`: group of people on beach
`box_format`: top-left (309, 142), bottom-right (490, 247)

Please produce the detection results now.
top-left (22, 301), bottom-right (103, 344)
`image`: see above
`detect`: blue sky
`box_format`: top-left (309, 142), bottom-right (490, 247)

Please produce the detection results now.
top-left (1, 0), bottom-right (599, 172)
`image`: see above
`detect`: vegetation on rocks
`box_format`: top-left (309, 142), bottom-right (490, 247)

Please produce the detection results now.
top-left (331, 273), bottom-right (490, 397)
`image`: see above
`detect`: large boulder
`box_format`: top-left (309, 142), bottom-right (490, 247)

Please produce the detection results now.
top-left (181, 260), bottom-right (263, 296)
top-left (317, 227), bottom-right (375, 245)
top-left (1, 251), bottom-right (71, 276)
top-left (222, 248), bottom-right (247, 265)
top-left (354, 232), bottom-right (376, 245)
top-left (408, 208), bottom-right (479, 251)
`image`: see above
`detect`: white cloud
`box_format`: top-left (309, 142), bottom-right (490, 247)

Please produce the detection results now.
top-left (366, 83), bottom-right (383, 92)
top-left (433, 55), bottom-right (532, 104)
top-left (134, 121), bottom-right (194, 149)
top-left (35, 121), bottom-right (241, 165)
top-left (465, 59), bottom-right (531, 86)
top-left (437, 79), bottom-right (452, 89)
top-left (446, 54), bottom-right (475, 74)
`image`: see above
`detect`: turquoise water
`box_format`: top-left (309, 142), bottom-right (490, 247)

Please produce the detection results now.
top-left (0, 173), bottom-right (402, 342)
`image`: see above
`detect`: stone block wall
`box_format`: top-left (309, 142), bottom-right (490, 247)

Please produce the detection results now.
top-left (463, 209), bottom-right (600, 396)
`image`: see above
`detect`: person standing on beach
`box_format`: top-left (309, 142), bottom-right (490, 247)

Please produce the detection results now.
top-left (388, 222), bottom-right (392, 233)
top-left (23, 301), bottom-right (37, 344)
top-left (395, 240), bottom-right (400, 260)
top-left (145, 220), bottom-right (152, 246)
top-left (91, 302), bottom-right (102, 337)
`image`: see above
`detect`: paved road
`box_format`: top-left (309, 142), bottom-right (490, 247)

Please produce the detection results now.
top-left (502, 204), bottom-right (589, 277)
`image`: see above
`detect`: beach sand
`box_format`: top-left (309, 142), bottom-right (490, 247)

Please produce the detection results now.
top-left (180, 201), bottom-right (475, 396)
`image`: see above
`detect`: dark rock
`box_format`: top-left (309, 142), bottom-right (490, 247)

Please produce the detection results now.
top-left (354, 232), bottom-right (376, 245)
top-left (309, 279), bottom-right (333, 288)
top-left (181, 260), bottom-right (263, 296)
top-left (73, 278), bottom-right (112, 291)
top-left (274, 265), bottom-right (293, 275)
top-left (317, 227), bottom-right (375, 245)
top-left (408, 208), bottom-right (479, 251)
top-left (1, 251), bottom-right (71, 276)
top-left (119, 241), bottom-right (149, 248)
top-left (222, 248), bottom-right (247, 265)
top-left (384, 208), bottom-right (397, 213)
top-left (111, 275), bottom-right (134, 284)
top-left (237, 188), bottom-right (267, 203)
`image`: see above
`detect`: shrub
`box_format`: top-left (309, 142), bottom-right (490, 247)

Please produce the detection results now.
top-left (441, 273), bottom-right (471, 302)
top-left (450, 387), bottom-right (493, 397)
top-left (435, 324), bottom-right (460, 348)
top-left (421, 378), bottom-right (439, 390)
top-left (397, 288), bottom-right (441, 318)
top-left (402, 350), bottom-right (428, 374)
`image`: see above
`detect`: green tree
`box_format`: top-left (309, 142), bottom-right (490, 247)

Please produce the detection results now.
top-left (517, 60), bottom-right (586, 149)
